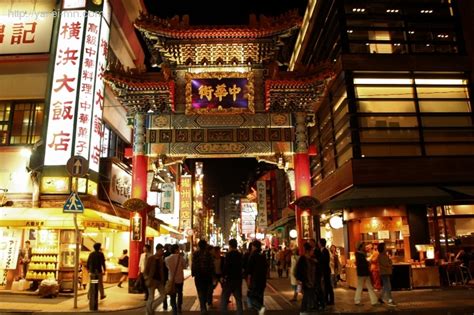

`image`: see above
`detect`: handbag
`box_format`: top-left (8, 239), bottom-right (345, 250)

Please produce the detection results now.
top-left (165, 255), bottom-right (180, 295)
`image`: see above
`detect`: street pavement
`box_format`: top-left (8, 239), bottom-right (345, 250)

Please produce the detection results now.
top-left (1, 270), bottom-right (473, 314)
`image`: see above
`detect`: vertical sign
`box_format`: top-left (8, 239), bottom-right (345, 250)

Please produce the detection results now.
top-left (44, 11), bottom-right (85, 165)
top-left (74, 12), bottom-right (101, 159)
top-left (131, 213), bottom-right (142, 241)
top-left (180, 175), bottom-right (192, 230)
top-left (301, 213), bottom-right (312, 239)
top-left (256, 180), bottom-right (268, 229)
top-left (160, 183), bottom-right (175, 214)
top-left (241, 200), bottom-right (257, 236)
top-left (89, 1), bottom-right (111, 172)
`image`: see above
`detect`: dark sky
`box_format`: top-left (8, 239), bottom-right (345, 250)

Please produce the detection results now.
top-left (186, 158), bottom-right (258, 196)
top-left (144, 0), bottom-right (308, 25)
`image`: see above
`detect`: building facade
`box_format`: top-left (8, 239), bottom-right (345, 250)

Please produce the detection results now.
top-left (291, 0), bottom-right (474, 289)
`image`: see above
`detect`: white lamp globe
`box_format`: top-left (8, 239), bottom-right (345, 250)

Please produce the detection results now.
top-left (329, 215), bottom-right (343, 229)
top-left (289, 229), bottom-right (298, 239)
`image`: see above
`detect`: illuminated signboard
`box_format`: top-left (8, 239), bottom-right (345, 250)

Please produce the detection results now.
top-left (74, 12), bottom-right (101, 160)
top-left (179, 175), bottom-right (192, 230)
top-left (109, 163), bottom-right (132, 204)
top-left (185, 72), bottom-right (254, 115)
top-left (160, 183), bottom-right (175, 214)
top-left (0, 1), bottom-right (55, 55)
top-left (44, 11), bottom-right (85, 165)
top-left (256, 181), bottom-right (268, 229)
top-left (241, 200), bottom-right (257, 236)
top-left (44, 1), bottom-right (111, 172)
top-left (89, 1), bottom-right (111, 172)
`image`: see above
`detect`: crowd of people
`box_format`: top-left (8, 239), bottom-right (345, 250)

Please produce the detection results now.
top-left (84, 238), bottom-right (402, 315)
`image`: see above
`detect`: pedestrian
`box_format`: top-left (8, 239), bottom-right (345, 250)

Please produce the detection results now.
top-left (329, 245), bottom-right (341, 288)
top-left (377, 243), bottom-right (396, 306)
top-left (144, 244), bottom-right (167, 315)
top-left (312, 242), bottom-right (325, 311)
top-left (368, 244), bottom-right (382, 291)
top-left (192, 239), bottom-right (214, 314)
top-left (208, 246), bottom-right (224, 307)
top-left (220, 238), bottom-right (244, 315)
top-left (319, 238), bottom-right (334, 305)
top-left (354, 242), bottom-right (378, 306)
top-left (277, 246), bottom-right (285, 278)
top-left (289, 248), bottom-right (299, 302)
top-left (19, 240), bottom-right (32, 279)
top-left (138, 245), bottom-right (152, 300)
top-left (295, 242), bottom-right (318, 313)
top-left (118, 249), bottom-right (129, 288)
top-left (246, 240), bottom-right (267, 315)
top-left (162, 244), bottom-right (172, 311)
top-left (86, 243), bottom-right (106, 300)
top-left (165, 244), bottom-right (185, 315)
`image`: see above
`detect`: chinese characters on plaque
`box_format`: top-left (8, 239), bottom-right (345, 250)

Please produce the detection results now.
top-left (301, 214), bottom-right (312, 240)
top-left (186, 72), bottom-right (254, 114)
top-left (179, 176), bottom-right (192, 230)
top-left (131, 214), bottom-right (142, 241)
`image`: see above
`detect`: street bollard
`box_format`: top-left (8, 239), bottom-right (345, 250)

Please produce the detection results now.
top-left (89, 274), bottom-right (99, 311)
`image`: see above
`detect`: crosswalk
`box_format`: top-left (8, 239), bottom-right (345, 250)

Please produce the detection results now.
top-left (154, 295), bottom-right (289, 312)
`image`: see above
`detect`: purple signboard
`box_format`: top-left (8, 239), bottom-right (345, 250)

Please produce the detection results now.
top-left (186, 72), bottom-right (254, 114)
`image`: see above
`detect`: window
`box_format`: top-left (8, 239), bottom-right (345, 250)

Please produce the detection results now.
top-left (0, 101), bottom-right (44, 146)
top-left (353, 72), bottom-right (473, 157)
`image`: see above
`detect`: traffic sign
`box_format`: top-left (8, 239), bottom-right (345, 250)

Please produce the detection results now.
top-left (64, 192), bottom-right (85, 213)
top-left (66, 156), bottom-right (89, 177)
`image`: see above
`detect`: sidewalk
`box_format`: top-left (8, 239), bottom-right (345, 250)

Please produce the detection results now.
top-left (266, 270), bottom-right (474, 314)
top-left (0, 270), bottom-right (192, 313)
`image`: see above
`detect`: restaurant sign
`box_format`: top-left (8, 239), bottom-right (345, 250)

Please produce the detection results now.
top-left (0, 1), bottom-right (55, 55)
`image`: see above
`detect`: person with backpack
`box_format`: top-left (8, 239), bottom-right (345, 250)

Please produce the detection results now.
top-left (192, 240), bottom-right (214, 313)
top-left (220, 239), bottom-right (243, 315)
top-left (295, 242), bottom-right (318, 313)
top-left (144, 244), bottom-right (167, 315)
top-left (165, 244), bottom-right (185, 315)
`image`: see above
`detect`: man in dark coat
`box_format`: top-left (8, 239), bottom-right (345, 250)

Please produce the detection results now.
top-left (192, 240), bottom-right (214, 313)
top-left (246, 240), bottom-right (268, 315)
top-left (220, 238), bottom-right (243, 315)
top-left (86, 243), bottom-right (106, 300)
top-left (319, 238), bottom-right (334, 305)
top-left (295, 242), bottom-right (317, 313)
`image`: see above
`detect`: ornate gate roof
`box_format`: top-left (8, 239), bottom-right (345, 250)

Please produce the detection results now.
top-left (135, 11), bottom-right (302, 67)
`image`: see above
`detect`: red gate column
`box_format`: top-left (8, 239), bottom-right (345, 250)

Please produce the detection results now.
top-left (294, 112), bottom-right (313, 255)
top-left (129, 111), bottom-right (147, 289)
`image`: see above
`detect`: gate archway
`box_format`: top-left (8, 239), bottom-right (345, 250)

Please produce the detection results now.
top-left (104, 11), bottom-right (333, 277)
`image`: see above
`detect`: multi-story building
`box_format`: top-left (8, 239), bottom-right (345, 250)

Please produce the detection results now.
top-left (219, 193), bottom-right (243, 241)
top-left (290, 0), bottom-right (474, 289)
top-left (0, 0), bottom-right (159, 291)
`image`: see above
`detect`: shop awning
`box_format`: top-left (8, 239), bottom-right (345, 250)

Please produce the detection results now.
top-left (321, 186), bottom-right (458, 209)
top-left (159, 224), bottom-right (183, 240)
top-left (0, 208), bottom-right (129, 231)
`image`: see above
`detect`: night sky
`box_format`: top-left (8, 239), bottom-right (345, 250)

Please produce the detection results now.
top-left (144, 0), bottom-right (308, 25)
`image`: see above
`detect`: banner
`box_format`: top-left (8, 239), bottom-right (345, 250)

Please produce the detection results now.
top-left (179, 175), bottom-right (192, 230)
top-left (256, 181), bottom-right (267, 229)
top-left (241, 200), bottom-right (257, 236)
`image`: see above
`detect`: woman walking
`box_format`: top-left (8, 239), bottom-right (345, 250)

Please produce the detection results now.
top-left (377, 243), bottom-right (396, 306)
top-left (289, 248), bottom-right (299, 302)
top-left (118, 249), bottom-right (129, 288)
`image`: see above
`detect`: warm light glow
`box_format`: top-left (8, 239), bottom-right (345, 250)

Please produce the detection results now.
top-left (20, 148), bottom-right (32, 158)
top-left (414, 79), bottom-right (466, 85)
top-left (329, 215), bottom-right (343, 229)
top-left (289, 229), bottom-right (298, 239)
top-left (289, 0), bottom-right (317, 70)
top-left (354, 78), bottom-right (413, 85)
top-left (321, 213), bottom-right (326, 219)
